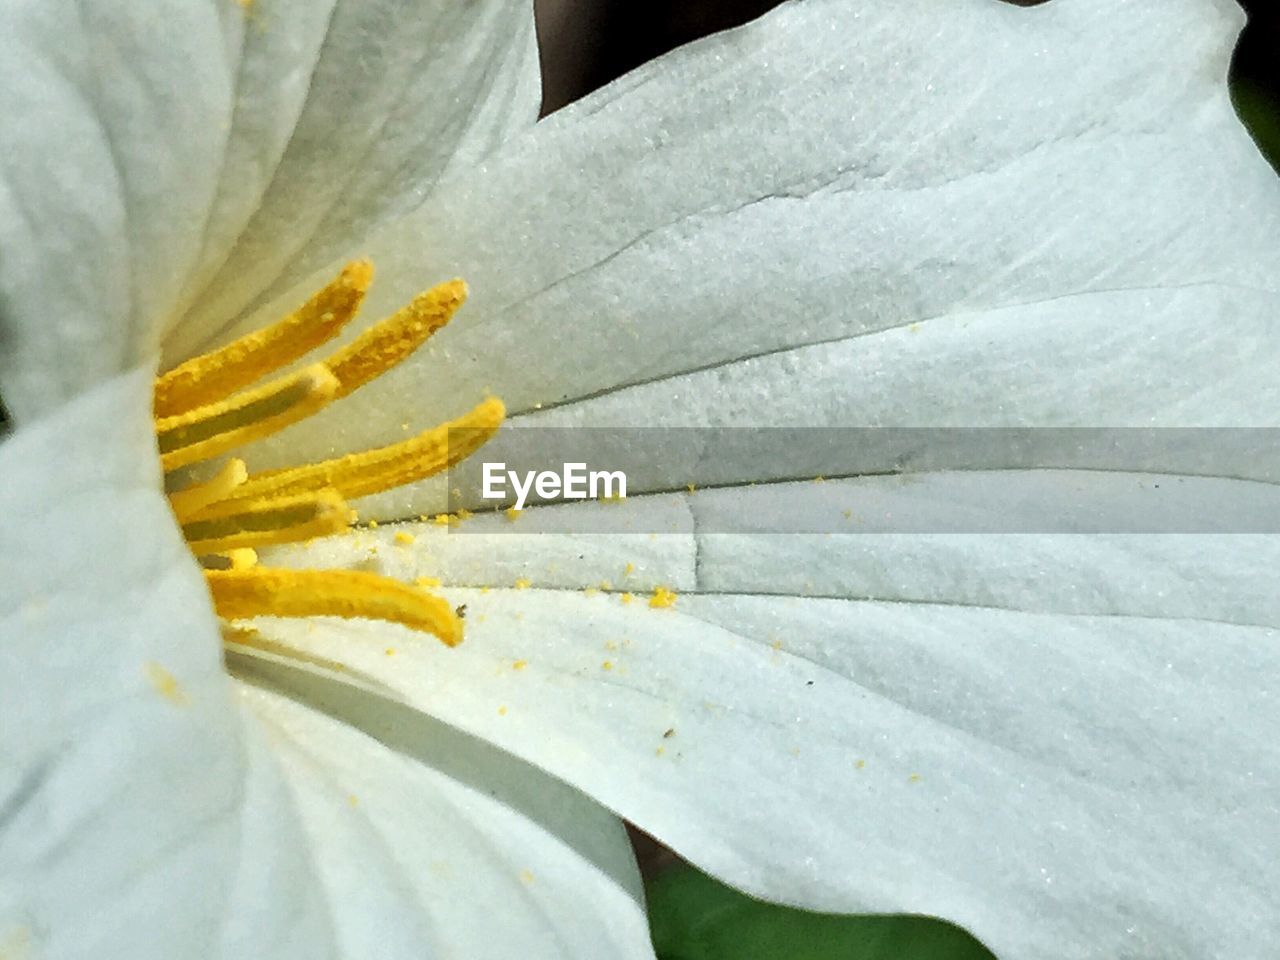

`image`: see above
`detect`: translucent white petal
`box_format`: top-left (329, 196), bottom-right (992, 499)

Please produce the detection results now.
top-left (0, 368), bottom-right (332, 959)
top-left (257, 480), bottom-right (1280, 959)
top-left (229, 0), bottom-right (1279, 489)
top-left (0, 2), bottom-right (241, 421)
top-left (0, 0), bottom-right (539, 422)
top-left (166, 0), bottom-right (540, 361)
top-left (230, 669), bottom-right (655, 960)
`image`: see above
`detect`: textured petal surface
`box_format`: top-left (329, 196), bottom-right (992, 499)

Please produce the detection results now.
top-left (230, 0), bottom-right (1279, 500)
top-left (0, 0), bottom-right (539, 422)
top-left (259, 485), bottom-right (1280, 960)
top-left (229, 667), bottom-right (656, 960)
top-left (0, 369), bottom-right (332, 959)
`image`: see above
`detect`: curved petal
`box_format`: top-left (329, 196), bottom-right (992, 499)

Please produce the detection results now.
top-left (0, 1), bottom-right (242, 422)
top-left (0, 368), bottom-right (332, 958)
top-left (230, 664), bottom-right (656, 960)
top-left (166, 0), bottom-right (541, 361)
top-left (256, 480), bottom-right (1280, 959)
top-left (0, 0), bottom-right (539, 423)
top-left (228, 0), bottom-right (1278, 484)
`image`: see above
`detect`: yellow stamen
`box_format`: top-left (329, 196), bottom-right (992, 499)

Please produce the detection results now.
top-left (156, 364), bottom-right (339, 472)
top-left (167, 458), bottom-right (248, 521)
top-left (182, 489), bottom-right (351, 555)
top-left (153, 264), bottom-right (500, 650)
top-left (154, 260), bottom-right (372, 417)
top-left (229, 397), bottom-right (504, 503)
top-left (205, 568), bottom-right (462, 646)
top-left (324, 279), bottom-right (467, 399)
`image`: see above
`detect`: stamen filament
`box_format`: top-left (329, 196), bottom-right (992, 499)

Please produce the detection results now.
top-left (230, 397), bottom-right (504, 503)
top-left (167, 458), bottom-right (248, 521)
top-left (324, 279), bottom-right (467, 398)
top-left (205, 568), bottom-right (462, 646)
top-left (154, 260), bottom-right (372, 417)
top-left (156, 364), bottom-right (339, 472)
top-left (223, 627), bottom-right (356, 676)
top-left (182, 489), bottom-right (351, 555)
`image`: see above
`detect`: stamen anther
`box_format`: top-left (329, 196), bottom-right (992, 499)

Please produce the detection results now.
top-left (230, 397), bottom-right (504, 503)
top-left (167, 458), bottom-right (248, 521)
top-left (154, 260), bottom-right (372, 417)
top-left (182, 489), bottom-right (351, 555)
top-left (205, 568), bottom-right (462, 646)
top-left (324, 279), bottom-right (467, 398)
top-left (156, 364), bottom-right (339, 472)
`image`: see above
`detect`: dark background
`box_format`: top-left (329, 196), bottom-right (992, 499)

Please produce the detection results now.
top-left (535, 0), bottom-right (1280, 170)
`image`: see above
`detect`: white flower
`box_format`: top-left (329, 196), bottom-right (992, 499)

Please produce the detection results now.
top-left (2, 1), bottom-right (1278, 959)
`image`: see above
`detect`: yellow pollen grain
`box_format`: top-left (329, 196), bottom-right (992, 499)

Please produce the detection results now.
top-left (623, 562), bottom-right (635, 576)
top-left (519, 870), bottom-right (534, 885)
top-left (154, 260), bottom-right (371, 417)
top-left (385, 647), bottom-right (397, 657)
top-left (855, 759), bottom-right (867, 770)
top-left (686, 483), bottom-right (697, 494)
top-left (598, 580), bottom-right (612, 591)
top-left (505, 507), bottom-right (522, 522)
top-left (455, 507), bottom-right (473, 521)
top-left (206, 568), bottom-right (462, 646)
top-left (367, 519), bottom-right (379, 529)
top-left (813, 475), bottom-right (826, 483)
top-left (324, 278), bottom-right (467, 399)
top-left (145, 662), bottom-right (188, 706)
top-left (514, 577), bottom-right (531, 590)
top-left (415, 576), bottom-right (442, 588)
top-left (909, 773), bottom-right (923, 784)
top-left (601, 660), bottom-right (614, 671)
top-left (649, 586), bottom-right (678, 609)
top-left (619, 592), bottom-right (635, 605)
top-left (156, 364), bottom-right (339, 472)
top-left (394, 531), bottom-right (415, 545)
top-left (347, 794), bottom-right (359, 808)
top-left (498, 705), bottom-right (509, 716)
top-left (512, 659), bottom-right (528, 671)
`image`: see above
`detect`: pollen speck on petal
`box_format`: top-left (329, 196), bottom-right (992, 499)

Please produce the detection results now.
top-left (145, 661), bottom-right (188, 706)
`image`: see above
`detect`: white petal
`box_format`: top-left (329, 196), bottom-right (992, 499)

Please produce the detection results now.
top-left (0, 368), bottom-right (332, 959)
top-left (228, 0), bottom-right (1278, 483)
top-left (0, 2), bottom-right (241, 421)
top-left (256, 480), bottom-right (1280, 958)
top-left (231, 669), bottom-right (655, 960)
top-left (0, 0), bottom-right (539, 422)
top-left (166, 0), bottom-right (541, 361)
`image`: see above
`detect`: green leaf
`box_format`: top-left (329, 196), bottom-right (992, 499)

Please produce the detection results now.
top-left (646, 866), bottom-right (998, 960)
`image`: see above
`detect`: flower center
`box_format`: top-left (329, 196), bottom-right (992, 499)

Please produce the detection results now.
top-left (157, 261), bottom-right (503, 649)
